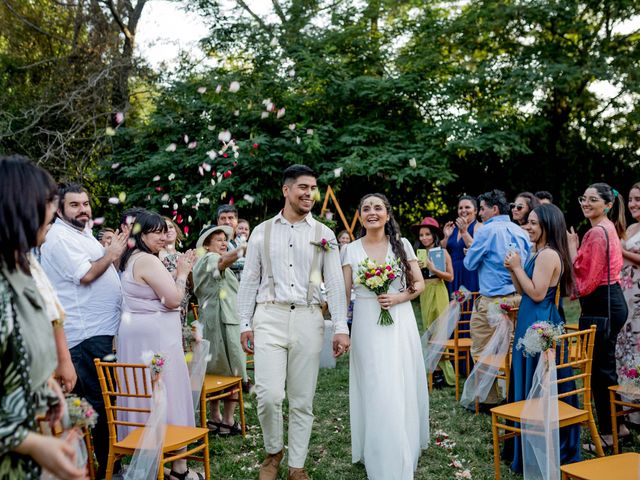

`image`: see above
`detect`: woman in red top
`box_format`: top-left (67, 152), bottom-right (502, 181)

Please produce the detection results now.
top-left (568, 182), bottom-right (628, 448)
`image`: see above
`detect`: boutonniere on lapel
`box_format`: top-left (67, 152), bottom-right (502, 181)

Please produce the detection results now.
top-left (310, 238), bottom-right (337, 252)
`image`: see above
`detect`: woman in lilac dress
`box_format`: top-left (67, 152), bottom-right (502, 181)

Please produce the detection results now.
top-left (117, 210), bottom-right (199, 480)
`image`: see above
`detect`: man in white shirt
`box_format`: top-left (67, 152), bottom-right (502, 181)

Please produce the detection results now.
top-left (239, 165), bottom-right (350, 480)
top-left (41, 183), bottom-right (128, 479)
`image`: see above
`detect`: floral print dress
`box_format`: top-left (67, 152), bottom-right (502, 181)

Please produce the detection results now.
top-left (616, 228), bottom-right (640, 417)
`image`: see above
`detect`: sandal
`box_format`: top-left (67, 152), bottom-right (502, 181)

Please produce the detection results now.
top-left (206, 420), bottom-right (228, 435)
top-left (220, 421), bottom-right (242, 436)
top-left (169, 468), bottom-right (204, 480)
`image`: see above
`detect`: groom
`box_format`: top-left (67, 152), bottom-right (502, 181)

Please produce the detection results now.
top-left (238, 164), bottom-right (350, 480)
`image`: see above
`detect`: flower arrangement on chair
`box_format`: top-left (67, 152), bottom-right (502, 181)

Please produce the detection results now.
top-left (618, 355), bottom-right (640, 398)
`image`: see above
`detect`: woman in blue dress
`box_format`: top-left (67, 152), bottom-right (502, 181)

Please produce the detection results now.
top-left (502, 203), bottom-right (580, 472)
top-left (443, 195), bottom-right (481, 295)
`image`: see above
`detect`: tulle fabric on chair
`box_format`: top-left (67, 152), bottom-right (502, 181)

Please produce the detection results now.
top-left (422, 287), bottom-right (470, 373)
top-left (189, 338), bottom-right (211, 413)
top-left (460, 303), bottom-right (513, 408)
top-left (521, 349), bottom-right (560, 480)
top-left (124, 379), bottom-right (168, 480)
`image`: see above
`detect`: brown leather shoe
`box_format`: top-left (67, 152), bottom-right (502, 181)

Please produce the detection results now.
top-left (259, 450), bottom-right (283, 480)
top-left (288, 468), bottom-right (310, 480)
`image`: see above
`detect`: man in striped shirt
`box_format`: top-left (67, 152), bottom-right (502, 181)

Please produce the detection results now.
top-left (238, 165), bottom-right (350, 480)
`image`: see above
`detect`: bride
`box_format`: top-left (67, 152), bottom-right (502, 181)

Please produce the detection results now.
top-left (341, 193), bottom-right (429, 479)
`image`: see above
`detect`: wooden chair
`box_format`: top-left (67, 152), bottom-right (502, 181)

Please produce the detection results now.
top-left (490, 326), bottom-right (602, 480)
top-left (470, 307), bottom-right (518, 415)
top-left (246, 354), bottom-right (254, 372)
top-left (428, 291), bottom-right (479, 400)
top-left (609, 385), bottom-right (640, 454)
top-left (37, 416), bottom-right (96, 480)
top-left (94, 359), bottom-right (210, 480)
top-left (560, 452), bottom-right (640, 479)
top-left (190, 303), bottom-right (199, 321)
top-left (200, 374), bottom-right (246, 437)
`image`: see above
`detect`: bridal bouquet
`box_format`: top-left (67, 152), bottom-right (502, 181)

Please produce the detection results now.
top-left (619, 356), bottom-right (640, 397)
top-left (517, 321), bottom-right (564, 357)
top-left (355, 258), bottom-right (400, 326)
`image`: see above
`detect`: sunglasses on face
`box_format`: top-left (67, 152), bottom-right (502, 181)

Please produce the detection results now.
top-left (510, 203), bottom-right (525, 211)
top-left (578, 195), bottom-right (603, 205)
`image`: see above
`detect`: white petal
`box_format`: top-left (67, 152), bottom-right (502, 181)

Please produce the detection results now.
top-left (218, 130), bottom-right (231, 143)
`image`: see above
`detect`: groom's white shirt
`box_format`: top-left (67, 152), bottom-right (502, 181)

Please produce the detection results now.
top-left (237, 211), bottom-right (348, 335)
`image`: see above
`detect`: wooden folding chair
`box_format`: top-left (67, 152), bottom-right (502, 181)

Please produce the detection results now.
top-left (94, 359), bottom-right (210, 480)
top-left (490, 325), bottom-right (602, 480)
top-left (428, 291), bottom-right (479, 400)
top-left (37, 416), bottom-right (96, 480)
top-left (560, 452), bottom-right (640, 479)
top-left (609, 385), bottom-right (640, 454)
top-left (200, 374), bottom-right (246, 437)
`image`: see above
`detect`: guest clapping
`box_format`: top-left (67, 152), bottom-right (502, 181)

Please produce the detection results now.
top-left (442, 195), bottom-right (482, 294)
top-left (568, 182), bottom-right (628, 447)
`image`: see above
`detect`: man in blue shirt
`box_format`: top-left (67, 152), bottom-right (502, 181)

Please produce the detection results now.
top-left (463, 189), bottom-right (531, 405)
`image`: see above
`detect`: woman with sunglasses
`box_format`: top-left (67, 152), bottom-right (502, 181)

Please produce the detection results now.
top-left (510, 192), bottom-right (540, 226)
top-left (568, 182), bottom-right (628, 449)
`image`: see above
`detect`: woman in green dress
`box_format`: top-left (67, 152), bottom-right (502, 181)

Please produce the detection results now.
top-left (412, 217), bottom-right (455, 387)
top-left (0, 155), bottom-right (84, 479)
top-left (193, 225), bottom-right (247, 435)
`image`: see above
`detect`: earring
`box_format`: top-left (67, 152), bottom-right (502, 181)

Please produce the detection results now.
top-left (604, 207), bottom-right (610, 214)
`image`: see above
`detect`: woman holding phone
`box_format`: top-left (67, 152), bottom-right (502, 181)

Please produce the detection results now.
top-left (413, 217), bottom-right (455, 388)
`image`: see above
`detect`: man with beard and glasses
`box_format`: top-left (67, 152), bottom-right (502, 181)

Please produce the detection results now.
top-left (238, 165), bottom-right (350, 480)
top-left (40, 183), bottom-right (129, 478)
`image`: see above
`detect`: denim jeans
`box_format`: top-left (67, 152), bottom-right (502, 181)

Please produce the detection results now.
top-left (70, 335), bottom-right (114, 479)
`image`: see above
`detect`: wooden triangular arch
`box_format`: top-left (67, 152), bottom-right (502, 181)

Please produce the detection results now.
top-left (319, 185), bottom-right (360, 240)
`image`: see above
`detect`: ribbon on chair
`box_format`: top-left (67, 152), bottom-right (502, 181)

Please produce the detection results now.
top-left (124, 357), bottom-right (168, 480)
top-left (421, 287), bottom-right (471, 373)
top-left (460, 302), bottom-right (513, 408)
top-left (521, 348), bottom-right (560, 480)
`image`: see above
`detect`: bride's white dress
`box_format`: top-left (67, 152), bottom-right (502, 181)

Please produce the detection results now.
top-left (343, 238), bottom-right (429, 480)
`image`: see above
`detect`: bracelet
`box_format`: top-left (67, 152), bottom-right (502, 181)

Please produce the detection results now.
top-left (176, 278), bottom-right (187, 288)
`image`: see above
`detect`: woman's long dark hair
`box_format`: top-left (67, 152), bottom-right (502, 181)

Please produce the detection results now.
top-left (119, 209), bottom-right (168, 271)
top-left (589, 182), bottom-right (626, 239)
top-left (0, 155), bottom-right (57, 273)
top-left (533, 204), bottom-right (574, 296)
top-left (357, 193), bottom-right (416, 292)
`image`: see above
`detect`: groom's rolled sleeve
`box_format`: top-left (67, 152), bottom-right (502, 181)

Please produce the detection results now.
top-left (323, 243), bottom-right (348, 335)
top-left (237, 229), bottom-right (262, 333)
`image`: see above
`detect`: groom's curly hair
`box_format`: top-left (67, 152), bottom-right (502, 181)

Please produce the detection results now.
top-left (356, 193), bottom-right (416, 293)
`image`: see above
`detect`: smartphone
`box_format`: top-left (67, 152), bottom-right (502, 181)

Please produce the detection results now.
top-left (507, 242), bottom-right (517, 253)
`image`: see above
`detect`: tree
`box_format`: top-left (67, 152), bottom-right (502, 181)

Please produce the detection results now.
top-left (0, 0), bottom-right (150, 182)
top-left (398, 0), bottom-right (640, 223)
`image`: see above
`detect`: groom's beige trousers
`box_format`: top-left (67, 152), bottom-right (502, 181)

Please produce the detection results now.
top-left (253, 302), bottom-right (325, 468)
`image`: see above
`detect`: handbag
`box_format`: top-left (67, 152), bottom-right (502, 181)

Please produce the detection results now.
top-left (578, 224), bottom-right (611, 340)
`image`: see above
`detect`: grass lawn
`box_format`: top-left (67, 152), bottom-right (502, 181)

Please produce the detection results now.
top-left (205, 298), bottom-right (640, 479)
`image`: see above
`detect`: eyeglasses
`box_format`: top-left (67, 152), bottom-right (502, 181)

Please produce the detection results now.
top-left (578, 196), bottom-right (603, 205)
top-left (510, 203), bottom-right (525, 211)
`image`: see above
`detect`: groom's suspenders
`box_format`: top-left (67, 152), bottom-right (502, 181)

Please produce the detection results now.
top-left (263, 218), bottom-right (323, 306)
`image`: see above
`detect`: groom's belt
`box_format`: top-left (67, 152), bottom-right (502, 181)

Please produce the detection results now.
top-left (258, 301), bottom-right (321, 311)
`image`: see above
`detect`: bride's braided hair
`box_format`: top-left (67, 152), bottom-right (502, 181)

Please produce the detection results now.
top-left (357, 193), bottom-right (416, 293)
